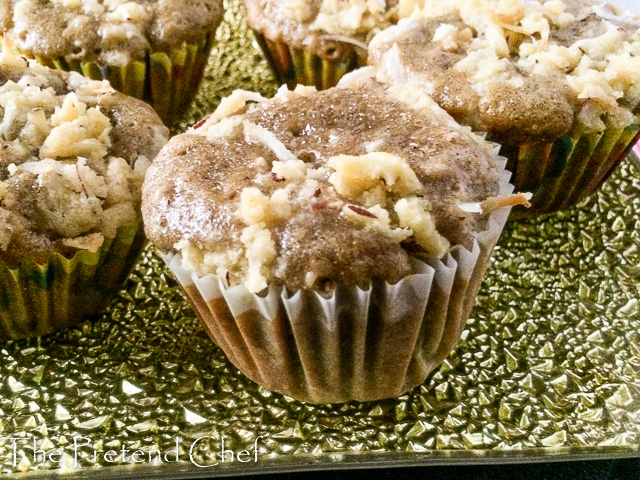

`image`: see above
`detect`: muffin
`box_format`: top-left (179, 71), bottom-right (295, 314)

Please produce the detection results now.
top-left (0, 46), bottom-right (169, 340)
top-left (0, 0), bottom-right (224, 125)
top-left (142, 67), bottom-right (528, 403)
top-left (369, 0), bottom-right (640, 218)
top-left (244, 0), bottom-right (400, 90)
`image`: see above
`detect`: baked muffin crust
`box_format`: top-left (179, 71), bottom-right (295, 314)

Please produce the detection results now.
top-left (369, 0), bottom-right (640, 145)
top-left (1, 0), bottom-right (223, 66)
top-left (244, 0), bottom-right (400, 59)
top-left (143, 70), bottom-right (509, 293)
top-left (0, 51), bottom-right (169, 265)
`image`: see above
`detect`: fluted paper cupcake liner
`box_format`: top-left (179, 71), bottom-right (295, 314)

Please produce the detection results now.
top-left (253, 31), bottom-right (366, 91)
top-left (161, 157), bottom-right (513, 404)
top-left (502, 116), bottom-right (640, 220)
top-left (20, 36), bottom-right (213, 126)
top-left (0, 224), bottom-right (145, 341)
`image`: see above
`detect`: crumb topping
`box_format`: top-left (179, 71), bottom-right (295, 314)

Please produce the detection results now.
top-left (310, 0), bottom-right (398, 36)
top-left (0, 53), bottom-right (169, 264)
top-left (2, 0), bottom-right (223, 65)
top-left (370, 0), bottom-right (640, 143)
top-left (143, 73), bottom-right (513, 293)
top-left (244, 0), bottom-right (400, 55)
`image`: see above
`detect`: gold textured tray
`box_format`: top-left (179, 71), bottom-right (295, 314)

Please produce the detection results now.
top-left (1, 1), bottom-right (639, 476)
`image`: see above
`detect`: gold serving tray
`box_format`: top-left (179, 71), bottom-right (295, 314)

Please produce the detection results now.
top-left (1, 1), bottom-right (639, 476)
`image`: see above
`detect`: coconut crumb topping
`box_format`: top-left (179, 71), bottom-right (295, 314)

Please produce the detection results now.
top-left (394, 197), bottom-right (450, 257)
top-left (191, 87), bottom-right (318, 141)
top-left (5, 0), bottom-right (223, 65)
top-left (327, 152), bottom-right (422, 199)
top-left (0, 51), bottom-right (165, 262)
top-left (144, 78), bottom-right (525, 294)
top-left (243, 121), bottom-right (302, 164)
top-left (244, 0), bottom-right (399, 49)
top-left (191, 90), bottom-right (268, 136)
top-left (15, 0), bottom-right (152, 65)
top-left (179, 119), bottom-right (456, 291)
top-left (385, 80), bottom-right (481, 135)
top-left (389, 0), bottom-right (640, 108)
top-left (310, 0), bottom-right (398, 35)
top-left (171, 85), bottom-right (497, 292)
top-left (174, 131), bottom-right (459, 292)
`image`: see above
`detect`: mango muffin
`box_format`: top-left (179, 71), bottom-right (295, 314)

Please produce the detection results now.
top-left (142, 68), bottom-right (528, 403)
top-left (1, 0), bottom-right (224, 124)
top-left (369, 0), bottom-right (640, 217)
top-left (0, 47), bottom-right (168, 340)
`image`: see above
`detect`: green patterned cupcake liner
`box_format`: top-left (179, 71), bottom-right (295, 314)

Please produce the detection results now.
top-left (502, 117), bottom-right (640, 220)
top-left (0, 224), bottom-right (145, 341)
top-left (22, 36), bottom-right (213, 126)
top-left (253, 31), bottom-right (366, 91)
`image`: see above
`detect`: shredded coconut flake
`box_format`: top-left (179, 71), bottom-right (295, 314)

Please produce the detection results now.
top-left (192, 90), bottom-right (268, 135)
top-left (243, 121), bottom-right (301, 163)
top-left (389, 0), bottom-right (640, 107)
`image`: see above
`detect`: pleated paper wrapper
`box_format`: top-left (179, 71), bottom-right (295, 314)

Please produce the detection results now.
top-left (499, 109), bottom-right (640, 220)
top-left (161, 158), bottom-right (514, 404)
top-left (251, 31), bottom-right (367, 91)
top-left (0, 224), bottom-right (145, 341)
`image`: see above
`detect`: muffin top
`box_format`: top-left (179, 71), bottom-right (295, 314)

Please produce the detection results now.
top-left (369, 0), bottom-right (640, 145)
top-left (0, 49), bottom-right (169, 266)
top-left (142, 68), bottom-right (524, 293)
top-left (244, 0), bottom-right (400, 59)
top-left (1, 0), bottom-right (224, 66)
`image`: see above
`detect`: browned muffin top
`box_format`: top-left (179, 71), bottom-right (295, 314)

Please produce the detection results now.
top-left (369, 0), bottom-right (640, 146)
top-left (244, 0), bottom-right (399, 59)
top-left (0, 51), bottom-right (169, 265)
top-left (142, 69), bottom-right (509, 293)
top-left (1, 0), bottom-right (223, 65)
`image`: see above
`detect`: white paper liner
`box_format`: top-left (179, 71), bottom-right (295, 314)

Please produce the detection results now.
top-left (161, 158), bottom-right (514, 404)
